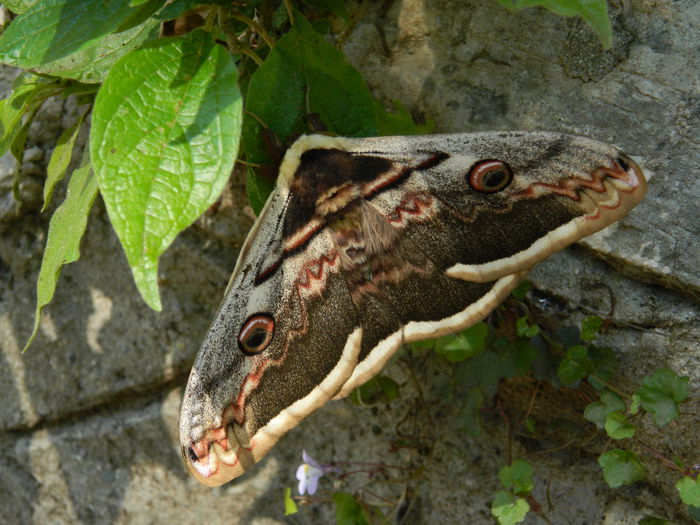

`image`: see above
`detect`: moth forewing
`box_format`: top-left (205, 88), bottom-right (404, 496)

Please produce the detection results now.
top-left (180, 131), bottom-right (647, 486)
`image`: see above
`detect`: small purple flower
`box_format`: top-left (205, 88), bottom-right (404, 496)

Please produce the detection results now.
top-left (295, 450), bottom-right (330, 495)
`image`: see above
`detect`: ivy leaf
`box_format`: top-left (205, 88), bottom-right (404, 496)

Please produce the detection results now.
top-left (350, 374), bottom-right (400, 405)
top-left (635, 368), bottom-right (690, 426)
top-left (90, 29), bottom-right (242, 310)
top-left (283, 486), bottom-right (298, 516)
top-left (604, 410), bottom-right (636, 440)
top-left (434, 322), bottom-right (488, 362)
top-left (676, 476), bottom-right (700, 507)
top-left (496, 0), bottom-right (612, 49)
top-left (23, 153), bottom-right (98, 351)
top-left (557, 344), bottom-right (594, 385)
top-left (332, 492), bottom-right (370, 525)
top-left (516, 316), bottom-right (540, 338)
top-left (580, 315), bottom-right (604, 341)
top-left (43, 110), bottom-right (87, 210)
top-left (491, 490), bottom-right (530, 525)
top-left (583, 390), bottom-right (625, 428)
top-left (0, 0), bottom-right (145, 67)
top-left (510, 279), bottom-right (532, 300)
top-left (597, 449), bottom-right (646, 488)
top-left (499, 460), bottom-right (534, 496)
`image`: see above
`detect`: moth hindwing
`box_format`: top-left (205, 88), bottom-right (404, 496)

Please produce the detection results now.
top-left (180, 131), bottom-right (647, 486)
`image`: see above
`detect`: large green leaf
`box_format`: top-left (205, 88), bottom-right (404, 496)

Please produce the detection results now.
top-left (31, 15), bottom-right (162, 83)
top-left (43, 110), bottom-right (87, 210)
top-left (23, 153), bottom-right (98, 351)
top-left (243, 10), bottom-right (377, 168)
top-left (497, 0), bottom-right (612, 48)
top-left (0, 0), bottom-right (149, 67)
top-left (90, 29), bottom-right (242, 310)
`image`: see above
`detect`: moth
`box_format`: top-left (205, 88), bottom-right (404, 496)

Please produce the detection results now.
top-left (180, 131), bottom-right (647, 486)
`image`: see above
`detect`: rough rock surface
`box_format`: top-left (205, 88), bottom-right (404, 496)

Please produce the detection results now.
top-left (0, 0), bottom-right (698, 523)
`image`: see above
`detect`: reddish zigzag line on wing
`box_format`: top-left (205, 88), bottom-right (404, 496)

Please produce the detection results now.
top-left (298, 251), bottom-right (340, 289)
top-left (387, 194), bottom-right (434, 224)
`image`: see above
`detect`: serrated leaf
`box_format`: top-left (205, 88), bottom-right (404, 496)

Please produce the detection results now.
top-left (43, 111), bottom-right (87, 210)
top-left (332, 492), bottom-right (370, 525)
top-left (491, 490), bottom-right (530, 525)
top-left (597, 449), bottom-right (646, 488)
top-left (676, 476), bottom-right (700, 507)
top-left (557, 344), bottom-right (594, 385)
top-left (496, 0), bottom-right (612, 49)
top-left (583, 390), bottom-right (625, 428)
top-left (90, 29), bottom-right (242, 310)
top-left (0, 0), bottom-right (144, 67)
top-left (283, 486), bottom-right (298, 516)
top-left (604, 410), bottom-right (635, 440)
top-left (580, 315), bottom-right (604, 341)
top-left (242, 10), bottom-right (377, 202)
top-left (635, 368), bottom-right (689, 426)
top-left (23, 153), bottom-right (98, 351)
top-left (499, 460), bottom-right (534, 495)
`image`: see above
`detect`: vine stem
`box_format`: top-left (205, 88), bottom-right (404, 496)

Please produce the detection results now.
top-left (231, 12), bottom-right (275, 49)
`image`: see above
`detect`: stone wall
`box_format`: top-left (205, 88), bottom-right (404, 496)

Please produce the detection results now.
top-left (0, 0), bottom-right (698, 523)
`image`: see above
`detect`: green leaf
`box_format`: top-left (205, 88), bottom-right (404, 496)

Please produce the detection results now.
top-left (23, 153), bottom-right (98, 351)
top-left (350, 374), bottom-right (400, 405)
top-left (434, 322), bottom-right (488, 362)
top-left (491, 490), bottom-right (530, 525)
top-left (32, 14), bottom-right (161, 83)
top-left (242, 10), bottom-right (377, 198)
top-left (90, 29), bottom-right (242, 310)
top-left (516, 316), bottom-right (540, 338)
top-left (557, 344), bottom-right (594, 385)
top-left (510, 280), bottom-right (532, 300)
top-left (499, 460), bottom-right (534, 495)
top-left (580, 315), bottom-right (604, 341)
top-left (587, 345), bottom-right (617, 390)
top-left (629, 393), bottom-right (641, 415)
top-left (597, 449), bottom-right (646, 488)
top-left (689, 506), bottom-right (700, 521)
top-left (246, 166), bottom-right (276, 216)
top-left (0, 0), bottom-right (145, 67)
top-left (43, 111), bottom-right (87, 210)
top-left (302, 0), bottom-right (351, 23)
top-left (638, 517), bottom-right (670, 525)
top-left (0, 73), bottom-right (58, 157)
top-left (283, 486), bottom-right (298, 516)
top-left (676, 476), bottom-right (700, 507)
top-left (454, 387), bottom-right (484, 436)
top-left (635, 368), bottom-right (690, 426)
top-left (604, 411), bottom-right (635, 440)
top-left (583, 390), bottom-right (625, 428)
top-left (332, 492), bottom-right (370, 525)
top-left (374, 99), bottom-right (433, 136)
top-left (2, 0), bottom-right (38, 14)
top-left (496, 0), bottom-right (612, 49)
